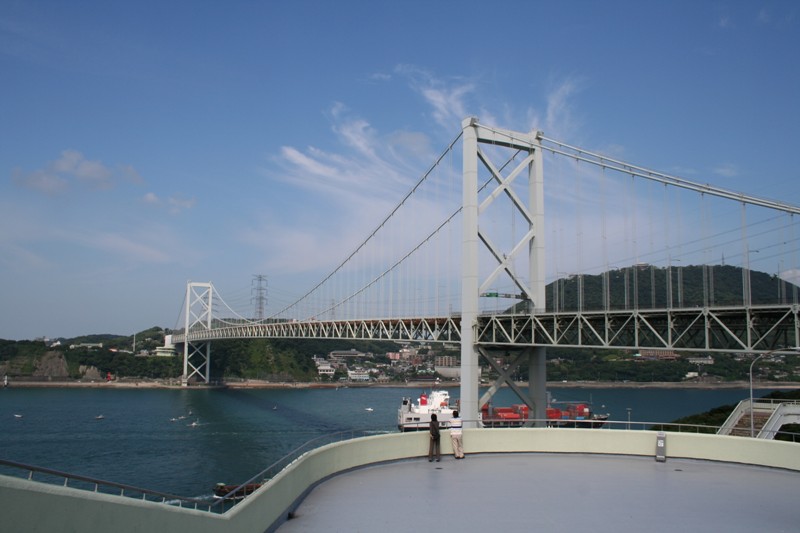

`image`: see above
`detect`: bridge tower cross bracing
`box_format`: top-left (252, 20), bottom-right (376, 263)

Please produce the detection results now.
top-left (460, 117), bottom-right (547, 428)
top-left (181, 282), bottom-right (214, 386)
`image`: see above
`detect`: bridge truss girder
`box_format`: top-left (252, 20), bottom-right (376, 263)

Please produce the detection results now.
top-left (172, 304), bottom-right (798, 358)
top-left (175, 316), bottom-right (463, 345)
top-left (477, 304), bottom-right (800, 353)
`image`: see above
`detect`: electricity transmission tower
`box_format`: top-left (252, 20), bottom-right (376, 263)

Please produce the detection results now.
top-left (252, 274), bottom-right (268, 320)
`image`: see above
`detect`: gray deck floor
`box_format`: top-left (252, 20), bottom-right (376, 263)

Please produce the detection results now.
top-left (277, 453), bottom-right (800, 533)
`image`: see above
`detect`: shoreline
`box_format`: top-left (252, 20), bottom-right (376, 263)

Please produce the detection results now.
top-left (3, 379), bottom-right (798, 390)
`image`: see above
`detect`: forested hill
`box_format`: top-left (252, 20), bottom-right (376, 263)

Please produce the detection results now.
top-left (543, 264), bottom-right (796, 311)
top-left (0, 330), bottom-right (399, 383)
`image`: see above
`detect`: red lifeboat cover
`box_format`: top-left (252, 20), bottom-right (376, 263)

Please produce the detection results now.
top-left (420, 393), bottom-right (427, 406)
top-left (546, 407), bottom-right (561, 419)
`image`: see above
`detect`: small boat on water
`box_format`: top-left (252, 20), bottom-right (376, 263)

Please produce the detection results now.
top-left (397, 390), bottom-right (456, 431)
top-left (213, 482), bottom-right (261, 499)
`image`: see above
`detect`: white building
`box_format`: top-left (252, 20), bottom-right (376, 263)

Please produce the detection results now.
top-left (347, 369), bottom-right (371, 382)
top-left (154, 346), bottom-right (176, 357)
top-left (329, 349), bottom-right (368, 362)
top-left (435, 355), bottom-right (460, 379)
top-left (313, 356), bottom-right (337, 378)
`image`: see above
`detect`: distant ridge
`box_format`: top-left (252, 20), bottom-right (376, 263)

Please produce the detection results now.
top-left (541, 264), bottom-right (797, 312)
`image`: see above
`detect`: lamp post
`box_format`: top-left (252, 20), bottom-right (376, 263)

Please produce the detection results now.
top-left (749, 347), bottom-right (800, 437)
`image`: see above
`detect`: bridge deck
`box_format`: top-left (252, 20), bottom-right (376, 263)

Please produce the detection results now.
top-left (277, 452), bottom-right (799, 532)
top-left (174, 304), bottom-right (799, 353)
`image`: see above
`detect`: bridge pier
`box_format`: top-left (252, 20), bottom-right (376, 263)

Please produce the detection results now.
top-left (529, 346), bottom-right (547, 424)
top-left (460, 117), bottom-right (548, 425)
top-left (180, 282), bottom-right (215, 386)
top-left (460, 117), bottom-right (480, 427)
top-left (181, 341), bottom-right (211, 386)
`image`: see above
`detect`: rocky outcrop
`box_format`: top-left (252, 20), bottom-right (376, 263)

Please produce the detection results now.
top-left (32, 351), bottom-right (69, 377)
top-left (79, 365), bottom-right (103, 380)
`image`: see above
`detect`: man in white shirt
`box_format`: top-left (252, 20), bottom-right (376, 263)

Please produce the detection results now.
top-left (450, 410), bottom-right (464, 459)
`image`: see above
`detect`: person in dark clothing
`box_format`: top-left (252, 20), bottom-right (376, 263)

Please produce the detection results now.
top-left (428, 413), bottom-right (441, 462)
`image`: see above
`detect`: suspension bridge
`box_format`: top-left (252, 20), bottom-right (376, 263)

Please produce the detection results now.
top-left (169, 117), bottom-right (800, 427)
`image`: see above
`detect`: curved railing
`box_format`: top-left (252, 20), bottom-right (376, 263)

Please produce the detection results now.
top-left (464, 416), bottom-right (800, 440)
top-left (4, 424), bottom-right (800, 533)
top-left (205, 429), bottom-right (391, 511)
top-left (0, 458), bottom-right (215, 511)
top-left (0, 429), bottom-right (390, 514)
top-left (2, 421), bottom-right (798, 517)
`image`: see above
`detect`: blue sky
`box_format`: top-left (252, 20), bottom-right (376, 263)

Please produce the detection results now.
top-left (1, 1), bottom-right (798, 340)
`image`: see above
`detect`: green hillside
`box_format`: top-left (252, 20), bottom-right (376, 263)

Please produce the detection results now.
top-left (544, 264), bottom-right (794, 311)
top-left (0, 330), bottom-right (399, 383)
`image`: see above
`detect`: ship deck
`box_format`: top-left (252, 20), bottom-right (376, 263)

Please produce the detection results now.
top-left (277, 452), bottom-right (799, 532)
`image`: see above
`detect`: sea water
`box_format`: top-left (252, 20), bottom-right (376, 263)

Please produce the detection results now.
top-left (0, 385), bottom-right (781, 498)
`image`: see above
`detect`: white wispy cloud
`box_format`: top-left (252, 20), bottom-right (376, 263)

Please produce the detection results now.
top-left (141, 192), bottom-right (195, 214)
top-left (91, 232), bottom-right (171, 263)
top-left (119, 164), bottom-right (144, 184)
top-left (544, 78), bottom-right (581, 137)
top-left (0, 242), bottom-right (50, 272)
top-left (713, 163), bottom-right (738, 178)
top-left (54, 149), bottom-right (111, 187)
top-left (513, 75), bottom-right (585, 143)
top-left (395, 64), bottom-right (474, 130)
top-left (272, 104), bottom-right (428, 205)
top-left (167, 195), bottom-right (196, 214)
top-left (259, 68), bottom-right (597, 283)
top-left (0, 202), bottom-right (52, 271)
top-left (367, 72), bottom-right (391, 82)
top-left (11, 167), bottom-right (68, 195)
top-left (0, 197), bottom-right (175, 273)
top-left (255, 95), bottom-right (461, 278)
top-left (12, 149), bottom-right (135, 194)
top-left (334, 118), bottom-right (378, 159)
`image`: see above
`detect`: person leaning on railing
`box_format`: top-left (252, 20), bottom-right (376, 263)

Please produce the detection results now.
top-left (428, 414), bottom-right (441, 462)
top-left (450, 410), bottom-right (464, 459)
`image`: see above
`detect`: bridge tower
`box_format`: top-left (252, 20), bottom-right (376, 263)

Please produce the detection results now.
top-left (460, 117), bottom-right (547, 427)
top-left (181, 282), bottom-right (214, 386)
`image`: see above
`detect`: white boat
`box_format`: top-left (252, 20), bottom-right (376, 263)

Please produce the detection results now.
top-left (397, 390), bottom-right (456, 432)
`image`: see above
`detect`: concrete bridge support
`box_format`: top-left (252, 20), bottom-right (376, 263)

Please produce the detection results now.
top-left (181, 282), bottom-right (214, 386)
top-left (460, 117), bottom-right (547, 424)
